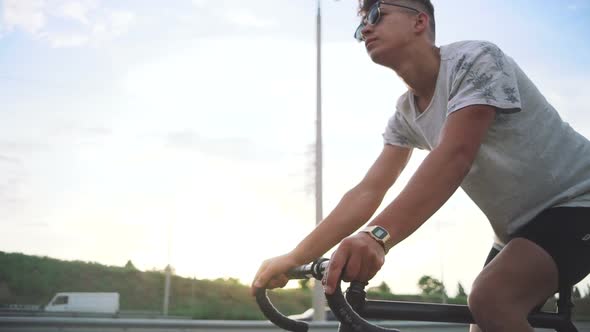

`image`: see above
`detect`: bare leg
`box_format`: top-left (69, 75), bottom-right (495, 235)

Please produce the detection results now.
top-left (467, 238), bottom-right (558, 332)
top-left (469, 324), bottom-right (482, 332)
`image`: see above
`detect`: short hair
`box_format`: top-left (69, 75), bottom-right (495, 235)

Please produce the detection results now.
top-left (358, 0), bottom-right (436, 42)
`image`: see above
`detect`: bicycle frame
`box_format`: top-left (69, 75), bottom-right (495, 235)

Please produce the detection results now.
top-left (255, 258), bottom-right (579, 332)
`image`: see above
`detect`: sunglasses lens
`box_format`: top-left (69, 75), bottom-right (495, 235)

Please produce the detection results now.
top-left (368, 6), bottom-right (379, 24)
top-left (354, 2), bottom-right (380, 42)
top-left (354, 24), bottom-right (364, 42)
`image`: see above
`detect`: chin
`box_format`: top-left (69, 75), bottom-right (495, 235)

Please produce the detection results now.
top-left (367, 44), bottom-right (398, 67)
top-left (367, 47), bottom-right (387, 65)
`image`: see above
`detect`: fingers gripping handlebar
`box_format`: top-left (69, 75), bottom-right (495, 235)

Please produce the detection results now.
top-left (327, 282), bottom-right (400, 332)
top-left (255, 258), bottom-right (329, 332)
top-left (287, 257), bottom-right (330, 280)
top-left (255, 258), bottom-right (400, 332)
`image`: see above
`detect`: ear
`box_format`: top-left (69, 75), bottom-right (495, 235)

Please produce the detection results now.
top-left (413, 12), bottom-right (429, 35)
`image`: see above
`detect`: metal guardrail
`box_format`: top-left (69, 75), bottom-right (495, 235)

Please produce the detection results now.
top-left (0, 317), bottom-right (588, 332)
top-left (0, 317), bottom-right (470, 331)
top-left (0, 309), bottom-right (187, 319)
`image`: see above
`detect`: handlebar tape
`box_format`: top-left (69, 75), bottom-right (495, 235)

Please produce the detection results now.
top-left (255, 288), bottom-right (309, 332)
top-left (325, 282), bottom-right (400, 332)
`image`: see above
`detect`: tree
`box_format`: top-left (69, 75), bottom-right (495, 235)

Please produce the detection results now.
top-left (367, 281), bottom-right (392, 294)
top-left (124, 260), bottom-right (138, 271)
top-left (573, 286), bottom-right (582, 300)
top-left (418, 275), bottom-right (447, 297)
top-left (377, 281), bottom-right (391, 294)
top-left (456, 282), bottom-right (467, 298)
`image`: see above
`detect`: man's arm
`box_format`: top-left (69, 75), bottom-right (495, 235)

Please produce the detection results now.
top-left (369, 105), bottom-right (496, 252)
top-left (289, 144), bottom-right (413, 265)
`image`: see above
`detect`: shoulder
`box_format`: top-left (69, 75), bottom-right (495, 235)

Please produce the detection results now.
top-left (442, 40), bottom-right (503, 59)
top-left (442, 40), bottom-right (512, 80)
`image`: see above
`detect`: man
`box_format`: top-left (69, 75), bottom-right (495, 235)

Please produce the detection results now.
top-left (251, 1), bottom-right (590, 331)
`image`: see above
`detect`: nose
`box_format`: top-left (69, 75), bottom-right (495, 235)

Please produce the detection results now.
top-left (360, 24), bottom-right (374, 41)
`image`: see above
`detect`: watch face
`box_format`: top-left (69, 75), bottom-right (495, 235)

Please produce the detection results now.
top-left (372, 227), bottom-right (388, 240)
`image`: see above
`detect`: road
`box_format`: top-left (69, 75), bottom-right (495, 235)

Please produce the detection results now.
top-left (0, 317), bottom-right (589, 332)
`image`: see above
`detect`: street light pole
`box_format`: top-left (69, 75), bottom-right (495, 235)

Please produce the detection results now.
top-left (313, 0), bottom-right (325, 322)
top-left (163, 223), bottom-right (172, 316)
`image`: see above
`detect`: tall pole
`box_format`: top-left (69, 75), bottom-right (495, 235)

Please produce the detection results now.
top-left (312, 0), bottom-right (326, 322)
top-left (437, 220), bottom-right (447, 304)
top-left (163, 264), bottom-right (171, 316)
top-left (163, 221), bottom-right (172, 316)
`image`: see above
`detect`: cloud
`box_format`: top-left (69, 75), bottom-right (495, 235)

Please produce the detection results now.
top-left (0, 155), bottom-right (21, 165)
top-left (2, 0), bottom-right (46, 34)
top-left (0, 0), bottom-right (136, 47)
top-left (224, 8), bottom-right (278, 28)
top-left (18, 222), bottom-right (50, 227)
top-left (165, 130), bottom-right (280, 161)
top-left (188, 0), bottom-right (278, 29)
top-left (0, 156), bottom-right (27, 216)
top-left (84, 127), bottom-right (112, 136)
top-left (42, 31), bottom-right (89, 47)
top-left (0, 125), bottom-right (110, 160)
top-left (48, 123), bottom-right (112, 138)
top-left (191, 0), bottom-right (207, 8)
top-left (53, 0), bottom-right (98, 25)
top-left (0, 140), bottom-right (49, 153)
top-left (99, 9), bottom-right (135, 37)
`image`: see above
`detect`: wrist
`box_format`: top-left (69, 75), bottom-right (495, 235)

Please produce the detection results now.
top-left (360, 232), bottom-right (388, 254)
top-left (359, 225), bottom-right (391, 255)
top-left (288, 247), bottom-right (311, 266)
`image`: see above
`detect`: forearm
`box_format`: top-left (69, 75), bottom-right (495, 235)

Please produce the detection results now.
top-left (370, 147), bottom-right (472, 251)
top-left (290, 186), bottom-right (386, 265)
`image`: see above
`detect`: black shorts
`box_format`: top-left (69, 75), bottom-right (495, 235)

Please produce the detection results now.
top-left (484, 207), bottom-right (590, 288)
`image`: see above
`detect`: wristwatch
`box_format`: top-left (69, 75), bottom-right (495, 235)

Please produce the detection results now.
top-left (360, 225), bottom-right (391, 254)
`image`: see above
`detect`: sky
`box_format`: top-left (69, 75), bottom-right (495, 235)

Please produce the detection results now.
top-left (1, 0), bottom-right (590, 297)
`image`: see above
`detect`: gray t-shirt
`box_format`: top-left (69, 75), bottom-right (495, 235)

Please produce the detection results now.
top-left (384, 40), bottom-right (590, 244)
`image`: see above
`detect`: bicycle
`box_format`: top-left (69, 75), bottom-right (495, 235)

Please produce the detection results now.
top-left (255, 258), bottom-right (579, 332)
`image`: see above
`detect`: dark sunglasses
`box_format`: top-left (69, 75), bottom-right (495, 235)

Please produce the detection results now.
top-left (354, 1), bottom-right (420, 42)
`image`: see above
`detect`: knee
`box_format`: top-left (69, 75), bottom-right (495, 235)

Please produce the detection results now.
top-left (468, 279), bottom-right (499, 320)
top-left (468, 279), bottom-right (510, 328)
top-left (468, 279), bottom-right (528, 331)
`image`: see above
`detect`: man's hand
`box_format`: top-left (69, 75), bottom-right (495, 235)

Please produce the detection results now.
top-left (250, 253), bottom-right (301, 296)
top-left (322, 232), bottom-right (386, 294)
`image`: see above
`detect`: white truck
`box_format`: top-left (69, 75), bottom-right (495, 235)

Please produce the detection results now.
top-left (44, 292), bottom-right (120, 314)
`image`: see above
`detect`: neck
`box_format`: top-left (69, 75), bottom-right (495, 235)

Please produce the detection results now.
top-left (387, 43), bottom-right (441, 101)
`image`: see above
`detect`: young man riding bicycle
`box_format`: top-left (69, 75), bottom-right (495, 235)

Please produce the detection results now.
top-left (252, 1), bottom-right (590, 331)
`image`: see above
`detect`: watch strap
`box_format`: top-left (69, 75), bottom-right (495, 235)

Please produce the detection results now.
top-left (360, 225), bottom-right (391, 254)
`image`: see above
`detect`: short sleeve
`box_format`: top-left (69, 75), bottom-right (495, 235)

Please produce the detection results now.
top-left (447, 42), bottom-right (522, 115)
top-left (382, 110), bottom-right (417, 149)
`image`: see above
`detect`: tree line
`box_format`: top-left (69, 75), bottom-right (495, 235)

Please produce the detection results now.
top-left (1, 252), bottom-right (589, 320)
